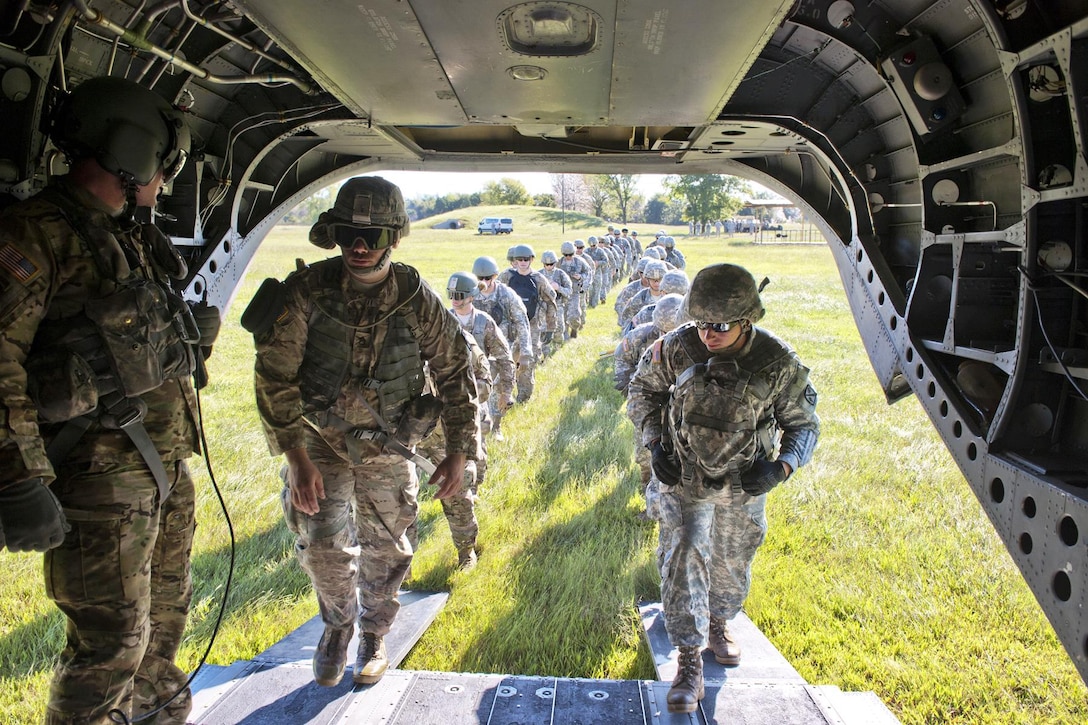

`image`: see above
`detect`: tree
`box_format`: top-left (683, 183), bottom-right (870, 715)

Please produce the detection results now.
top-left (582, 174), bottom-right (611, 217)
top-left (550, 174), bottom-right (586, 211)
top-left (597, 174), bottom-right (640, 223)
top-left (481, 177), bottom-right (531, 205)
top-left (663, 174), bottom-right (749, 224)
top-left (533, 193), bottom-right (556, 207)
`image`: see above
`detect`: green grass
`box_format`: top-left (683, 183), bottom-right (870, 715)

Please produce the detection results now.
top-left (1, 207), bottom-right (1084, 723)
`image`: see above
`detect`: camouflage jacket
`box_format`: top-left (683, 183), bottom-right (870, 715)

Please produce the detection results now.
top-left (472, 283), bottom-right (532, 358)
top-left (498, 268), bottom-right (558, 331)
top-left (614, 279), bottom-right (645, 317)
top-left (539, 266), bottom-right (572, 301)
top-left (254, 258), bottom-right (479, 459)
top-left (557, 254), bottom-right (592, 292)
top-left (0, 179), bottom-right (198, 486)
top-left (418, 331), bottom-right (490, 465)
top-left (613, 321), bottom-right (663, 394)
top-left (454, 306), bottom-right (514, 407)
top-left (627, 324), bottom-right (819, 494)
top-left (620, 287), bottom-right (663, 328)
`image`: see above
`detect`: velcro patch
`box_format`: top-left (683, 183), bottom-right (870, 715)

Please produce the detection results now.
top-left (651, 339), bottom-right (662, 363)
top-left (0, 244), bottom-right (39, 283)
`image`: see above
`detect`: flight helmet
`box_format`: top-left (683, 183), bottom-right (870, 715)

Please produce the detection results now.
top-left (310, 176), bottom-right (410, 249)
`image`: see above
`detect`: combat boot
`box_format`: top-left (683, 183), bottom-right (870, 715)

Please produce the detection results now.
top-left (353, 632), bottom-right (388, 685)
top-left (457, 546), bottom-right (478, 571)
top-left (666, 645), bottom-right (704, 713)
top-left (312, 624), bottom-right (352, 686)
top-left (708, 617), bottom-right (741, 665)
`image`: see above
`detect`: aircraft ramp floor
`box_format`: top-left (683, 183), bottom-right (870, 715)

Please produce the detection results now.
top-left (188, 593), bottom-right (900, 724)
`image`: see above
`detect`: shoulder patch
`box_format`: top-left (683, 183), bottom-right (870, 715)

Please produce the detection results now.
top-left (0, 243), bottom-right (40, 283)
top-left (651, 339), bottom-right (663, 363)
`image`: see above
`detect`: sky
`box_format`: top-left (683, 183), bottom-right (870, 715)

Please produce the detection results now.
top-left (375, 171), bottom-right (671, 200)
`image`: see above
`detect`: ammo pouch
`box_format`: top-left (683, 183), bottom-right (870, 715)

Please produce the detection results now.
top-left (25, 348), bottom-right (99, 423)
top-left (394, 393), bottom-right (444, 447)
top-left (85, 278), bottom-right (196, 397)
top-left (241, 277), bottom-right (288, 336)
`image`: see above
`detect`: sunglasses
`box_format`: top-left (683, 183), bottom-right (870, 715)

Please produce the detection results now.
top-left (694, 320), bottom-right (741, 333)
top-left (329, 224), bottom-right (397, 250)
top-left (448, 290), bottom-right (472, 301)
top-left (513, 257), bottom-right (532, 262)
top-left (543, 262), bottom-right (555, 267)
top-left (478, 275), bottom-right (495, 281)
top-left (562, 253), bottom-right (573, 257)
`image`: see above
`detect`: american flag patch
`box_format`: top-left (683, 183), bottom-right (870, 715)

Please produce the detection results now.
top-left (651, 339), bottom-right (662, 363)
top-left (0, 244), bottom-right (39, 283)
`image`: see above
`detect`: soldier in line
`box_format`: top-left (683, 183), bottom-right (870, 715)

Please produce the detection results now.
top-left (556, 241), bottom-right (593, 339)
top-left (447, 271), bottom-right (515, 441)
top-left (498, 245), bottom-right (557, 402)
top-left (619, 260), bottom-right (669, 330)
top-left (0, 77), bottom-right (215, 724)
top-left (584, 236), bottom-right (611, 306)
top-left (572, 239), bottom-right (597, 316)
top-left (538, 250), bottom-right (573, 352)
top-left (627, 264), bottom-right (819, 713)
top-left (626, 270), bottom-right (690, 332)
top-left (661, 236), bottom-right (687, 269)
top-left (250, 177), bottom-right (479, 689)
top-left (614, 257), bottom-right (650, 326)
top-left (472, 255), bottom-right (532, 414)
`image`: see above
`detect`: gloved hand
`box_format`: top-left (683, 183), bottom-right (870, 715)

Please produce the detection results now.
top-left (541, 331), bottom-right (554, 345)
top-left (650, 439), bottom-right (681, 486)
top-left (189, 301), bottom-right (221, 351)
top-left (0, 479), bottom-right (69, 552)
top-left (740, 458), bottom-right (788, 496)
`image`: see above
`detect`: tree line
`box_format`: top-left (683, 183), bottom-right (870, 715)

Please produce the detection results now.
top-left (282, 174), bottom-right (781, 227)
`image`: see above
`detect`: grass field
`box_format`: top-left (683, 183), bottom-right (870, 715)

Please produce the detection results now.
top-left (0, 206), bottom-right (1085, 723)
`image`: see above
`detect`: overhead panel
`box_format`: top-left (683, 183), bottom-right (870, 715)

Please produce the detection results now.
top-left (610, 1), bottom-right (795, 126)
top-left (232, 0), bottom-right (465, 125)
top-left (411, 0), bottom-right (613, 127)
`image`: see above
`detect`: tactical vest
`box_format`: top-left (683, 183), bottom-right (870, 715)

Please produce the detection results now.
top-left (506, 271), bottom-right (539, 320)
top-left (668, 327), bottom-right (785, 485)
top-left (469, 312), bottom-right (490, 350)
top-left (297, 260), bottom-right (426, 426)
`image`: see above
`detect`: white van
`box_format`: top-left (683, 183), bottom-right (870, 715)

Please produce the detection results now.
top-left (478, 217), bottom-right (514, 234)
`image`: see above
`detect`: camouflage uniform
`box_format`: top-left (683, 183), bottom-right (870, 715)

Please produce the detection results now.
top-left (0, 178), bottom-right (200, 724)
top-left (473, 282), bottom-right (531, 368)
top-left (614, 278), bottom-right (646, 326)
top-left (497, 268), bottom-right (557, 401)
top-left (664, 247), bottom-right (687, 269)
top-left (627, 324), bottom-right (819, 647)
top-left (556, 253), bottom-right (592, 336)
top-left (573, 246), bottom-right (596, 316)
top-left (454, 306), bottom-right (514, 434)
top-left (585, 243), bottom-right (610, 305)
top-left (254, 258), bottom-right (478, 637)
top-left (538, 264), bottom-right (572, 347)
top-left (620, 287), bottom-right (664, 330)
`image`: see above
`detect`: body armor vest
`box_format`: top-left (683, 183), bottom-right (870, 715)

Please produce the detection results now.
top-left (298, 260), bottom-right (425, 426)
top-left (506, 271), bottom-right (540, 321)
top-left (668, 327), bottom-right (786, 484)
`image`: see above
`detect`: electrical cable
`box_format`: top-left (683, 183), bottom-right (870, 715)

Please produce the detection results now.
top-left (1021, 267), bottom-right (1088, 402)
top-left (107, 361), bottom-right (236, 724)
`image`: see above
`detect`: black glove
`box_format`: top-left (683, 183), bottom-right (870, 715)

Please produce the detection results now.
top-left (740, 458), bottom-right (788, 496)
top-left (541, 331), bottom-right (554, 345)
top-left (189, 301), bottom-right (221, 350)
top-left (650, 440), bottom-right (681, 486)
top-left (0, 479), bottom-right (69, 552)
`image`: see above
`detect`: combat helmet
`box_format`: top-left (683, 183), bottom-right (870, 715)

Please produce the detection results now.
top-left (541, 250), bottom-right (558, 265)
top-left (660, 270), bottom-right (689, 295)
top-left (447, 271), bottom-right (479, 298)
top-left (51, 76), bottom-right (190, 186)
top-left (473, 256), bottom-right (501, 278)
top-left (643, 260), bottom-right (668, 281)
top-left (587, 236), bottom-right (598, 246)
top-left (574, 239), bottom-right (586, 249)
top-left (662, 236), bottom-right (676, 249)
top-left (310, 176), bottom-right (410, 249)
top-left (683, 263), bottom-right (765, 324)
top-left (560, 241), bottom-right (576, 255)
top-left (643, 246), bottom-right (664, 260)
top-left (508, 244), bottom-right (535, 260)
top-left (652, 294), bottom-right (689, 332)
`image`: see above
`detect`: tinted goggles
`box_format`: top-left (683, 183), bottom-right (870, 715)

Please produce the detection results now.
top-left (694, 319), bottom-right (740, 333)
top-left (329, 224), bottom-right (397, 250)
top-left (448, 290), bottom-right (473, 301)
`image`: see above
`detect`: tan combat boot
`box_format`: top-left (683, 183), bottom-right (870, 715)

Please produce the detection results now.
top-left (708, 617), bottom-right (742, 666)
top-left (457, 546), bottom-right (478, 571)
top-left (312, 624), bottom-right (352, 686)
top-left (666, 645), bottom-right (704, 713)
top-left (353, 632), bottom-right (388, 685)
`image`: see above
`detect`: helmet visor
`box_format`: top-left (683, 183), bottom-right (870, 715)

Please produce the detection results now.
top-left (329, 224), bottom-right (397, 250)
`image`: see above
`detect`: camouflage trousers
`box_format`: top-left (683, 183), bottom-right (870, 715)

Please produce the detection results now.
top-left (564, 294), bottom-right (583, 337)
top-left (44, 459), bottom-right (196, 725)
top-left (281, 435), bottom-right (417, 636)
top-left (650, 479), bottom-right (767, 647)
top-left (407, 457), bottom-right (482, 555)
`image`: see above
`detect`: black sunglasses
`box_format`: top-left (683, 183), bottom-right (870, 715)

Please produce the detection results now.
top-left (562, 253), bottom-right (573, 257)
top-left (693, 320), bottom-right (740, 333)
top-left (478, 275), bottom-right (495, 281)
top-left (513, 257), bottom-right (532, 262)
top-left (329, 224), bottom-right (397, 250)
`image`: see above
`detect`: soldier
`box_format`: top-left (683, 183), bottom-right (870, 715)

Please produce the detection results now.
top-left (446, 271), bottom-right (515, 441)
top-left (627, 264), bottom-right (819, 713)
top-left (585, 236), bottom-right (611, 306)
top-left (619, 260), bottom-right (668, 330)
top-left (556, 241), bottom-right (592, 338)
top-left (498, 244), bottom-right (557, 402)
top-left (627, 270), bottom-right (690, 331)
top-left (0, 77), bottom-right (212, 724)
top-left (615, 258), bottom-right (650, 325)
top-left (661, 235), bottom-right (687, 269)
top-left (249, 176), bottom-right (479, 688)
top-left (538, 250), bottom-right (572, 348)
top-left (572, 239), bottom-right (597, 314)
top-left (472, 255), bottom-right (532, 410)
